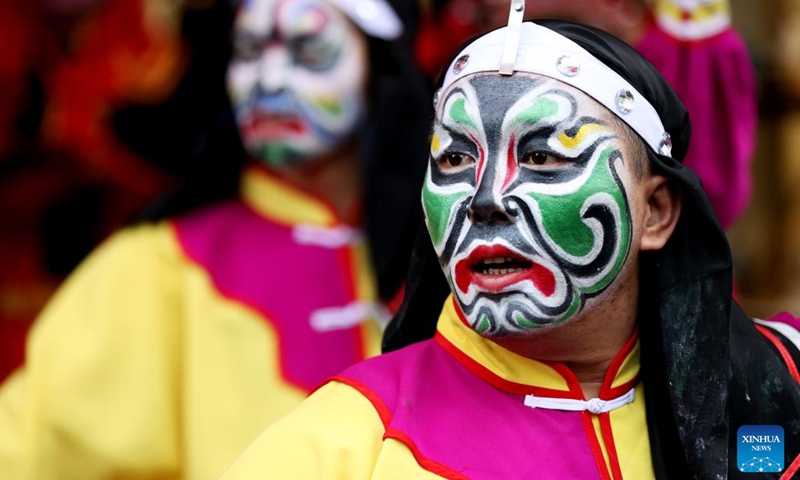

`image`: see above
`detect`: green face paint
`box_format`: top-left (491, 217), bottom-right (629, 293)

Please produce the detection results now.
top-left (423, 74), bottom-right (633, 336)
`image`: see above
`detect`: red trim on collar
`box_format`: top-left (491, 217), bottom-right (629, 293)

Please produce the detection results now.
top-left (447, 300), bottom-right (639, 400)
top-left (598, 412), bottom-right (624, 480)
top-left (600, 328), bottom-right (640, 400)
top-left (603, 378), bottom-right (639, 401)
top-left (579, 411), bottom-right (613, 480)
top-left (756, 325), bottom-right (800, 383)
top-left (434, 331), bottom-right (579, 398)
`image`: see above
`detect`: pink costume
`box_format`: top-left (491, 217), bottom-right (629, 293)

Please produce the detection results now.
top-left (636, 0), bottom-right (757, 227)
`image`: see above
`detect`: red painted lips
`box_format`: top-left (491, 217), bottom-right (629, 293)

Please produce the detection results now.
top-left (454, 244), bottom-right (556, 296)
top-left (243, 110), bottom-right (306, 139)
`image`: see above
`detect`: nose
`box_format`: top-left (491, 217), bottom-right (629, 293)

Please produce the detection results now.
top-left (468, 186), bottom-right (516, 225)
top-left (258, 45), bottom-right (290, 94)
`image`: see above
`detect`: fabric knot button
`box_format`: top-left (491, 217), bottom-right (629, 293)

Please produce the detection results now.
top-left (586, 398), bottom-right (607, 414)
top-left (524, 387), bottom-right (634, 413)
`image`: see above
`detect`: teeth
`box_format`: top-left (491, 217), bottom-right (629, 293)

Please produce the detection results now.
top-left (483, 257), bottom-right (521, 265)
top-left (486, 267), bottom-right (523, 275)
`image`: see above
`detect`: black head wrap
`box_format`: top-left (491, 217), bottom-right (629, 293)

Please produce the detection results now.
top-left (384, 20), bottom-right (800, 479)
top-left (359, 0), bottom-right (433, 299)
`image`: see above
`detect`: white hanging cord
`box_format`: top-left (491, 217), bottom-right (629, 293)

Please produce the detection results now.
top-left (499, 0), bottom-right (525, 75)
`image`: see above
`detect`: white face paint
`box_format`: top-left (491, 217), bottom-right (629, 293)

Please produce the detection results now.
top-left (423, 73), bottom-right (639, 337)
top-left (227, 0), bottom-right (368, 168)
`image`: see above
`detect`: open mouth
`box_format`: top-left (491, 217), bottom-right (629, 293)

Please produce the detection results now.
top-left (454, 244), bottom-right (556, 296)
top-left (243, 110), bottom-right (306, 139)
top-left (471, 256), bottom-right (532, 275)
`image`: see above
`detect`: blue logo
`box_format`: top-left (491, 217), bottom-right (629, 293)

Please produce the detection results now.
top-left (738, 425), bottom-right (784, 473)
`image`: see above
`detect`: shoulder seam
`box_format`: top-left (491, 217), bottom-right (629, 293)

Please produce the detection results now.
top-left (330, 376), bottom-right (393, 429)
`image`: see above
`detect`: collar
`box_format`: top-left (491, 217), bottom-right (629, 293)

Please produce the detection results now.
top-left (240, 164), bottom-right (350, 229)
top-left (434, 296), bottom-right (640, 401)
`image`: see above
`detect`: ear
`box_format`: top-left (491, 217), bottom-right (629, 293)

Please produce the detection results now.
top-left (640, 175), bottom-right (682, 251)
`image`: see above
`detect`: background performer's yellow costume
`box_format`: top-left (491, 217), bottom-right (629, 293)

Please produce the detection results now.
top-left (0, 167), bottom-right (382, 480)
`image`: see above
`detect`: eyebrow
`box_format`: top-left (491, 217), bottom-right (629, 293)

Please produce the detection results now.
top-left (233, 29), bottom-right (273, 47)
top-left (441, 127), bottom-right (479, 158)
top-left (561, 116), bottom-right (608, 137)
top-left (516, 129), bottom-right (558, 155)
top-left (235, 28), bottom-right (266, 39)
top-left (278, 5), bottom-right (332, 39)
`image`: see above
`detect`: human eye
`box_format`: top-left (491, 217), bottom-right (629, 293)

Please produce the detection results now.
top-left (293, 36), bottom-right (341, 71)
top-left (436, 151), bottom-right (476, 173)
top-left (519, 151), bottom-right (570, 169)
top-left (233, 34), bottom-right (264, 62)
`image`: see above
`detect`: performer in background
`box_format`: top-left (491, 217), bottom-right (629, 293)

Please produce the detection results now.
top-left (0, 0), bottom-right (430, 479)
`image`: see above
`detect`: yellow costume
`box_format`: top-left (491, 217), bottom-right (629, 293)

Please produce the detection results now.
top-left (222, 298), bottom-right (654, 480)
top-left (0, 166), bottom-right (382, 480)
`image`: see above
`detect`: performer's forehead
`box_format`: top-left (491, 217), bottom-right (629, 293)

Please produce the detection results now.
top-left (439, 72), bottom-right (612, 122)
top-left (236, 0), bottom-right (337, 36)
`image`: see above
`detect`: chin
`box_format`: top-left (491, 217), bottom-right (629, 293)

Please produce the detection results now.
top-left (487, 320), bottom-right (568, 339)
top-left (455, 290), bottom-right (569, 336)
top-left (247, 142), bottom-right (318, 167)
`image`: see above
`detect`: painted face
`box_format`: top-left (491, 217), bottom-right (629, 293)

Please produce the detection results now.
top-left (423, 74), bottom-right (635, 336)
top-left (227, 0), bottom-right (368, 167)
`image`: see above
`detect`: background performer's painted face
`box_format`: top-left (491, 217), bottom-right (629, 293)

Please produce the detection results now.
top-left (227, 0), bottom-right (368, 167)
top-left (423, 74), bottom-right (634, 336)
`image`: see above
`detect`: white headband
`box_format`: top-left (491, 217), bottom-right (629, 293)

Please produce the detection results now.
top-left (327, 0), bottom-right (403, 40)
top-left (439, 21), bottom-right (672, 157)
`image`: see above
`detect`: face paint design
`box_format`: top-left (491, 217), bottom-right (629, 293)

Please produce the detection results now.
top-left (423, 74), bottom-right (633, 336)
top-left (227, 0), bottom-right (368, 167)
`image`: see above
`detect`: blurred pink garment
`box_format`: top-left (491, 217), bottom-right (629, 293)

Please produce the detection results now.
top-left (636, 23), bottom-right (757, 229)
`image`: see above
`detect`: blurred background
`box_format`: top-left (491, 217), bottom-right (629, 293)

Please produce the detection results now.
top-left (0, 0), bottom-right (796, 382)
top-left (726, 0), bottom-right (800, 319)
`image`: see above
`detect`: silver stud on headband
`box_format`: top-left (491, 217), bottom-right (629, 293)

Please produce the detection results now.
top-left (615, 89), bottom-right (635, 114)
top-left (433, 89), bottom-right (441, 110)
top-left (556, 55), bottom-right (581, 77)
top-left (659, 132), bottom-right (672, 157)
top-left (439, 23), bottom-right (669, 154)
top-left (453, 54), bottom-right (470, 74)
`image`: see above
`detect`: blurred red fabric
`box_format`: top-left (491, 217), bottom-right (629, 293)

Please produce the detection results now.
top-left (0, 0), bottom-right (185, 382)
